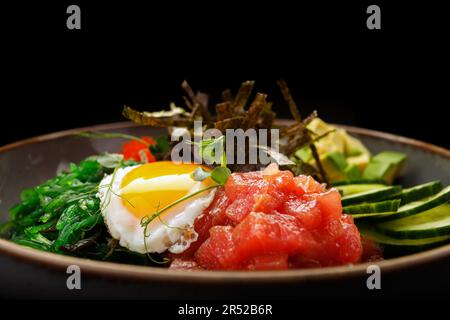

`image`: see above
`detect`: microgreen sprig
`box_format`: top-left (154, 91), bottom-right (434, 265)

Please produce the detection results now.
top-left (189, 136), bottom-right (227, 167)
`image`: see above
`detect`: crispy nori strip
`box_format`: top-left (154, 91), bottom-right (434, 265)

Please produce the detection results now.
top-left (196, 92), bottom-right (209, 110)
top-left (233, 80), bottom-right (255, 114)
top-left (182, 80), bottom-right (212, 123)
top-left (214, 116), bottom-right (245, 131)
top-left (242, 93), bottom-right (267, 129)
top-left (258, 102), bottom-right (277, 129)
top-left (280, 121), bottom-right (308, 138)
top-left (221, 89), bottom-right (233, 103)
top-left (280, 112), bottom-right (317, 138)
top-left (122, 79), bottom-right (329, 184)
top-left (189, 103), bottom-right (202, 120)
top-left (277, 79), bottom-right (302, 122)
top-left (183, 96), bottom-right (194, 110)
top-left (282, 133), bottom-right (308, 156)
top-left (310, 141), bottom-right (329, 185)
top-left (216, 102), bottom-right (234, 121)
top-left (122, 105), bottom-right (193, 127)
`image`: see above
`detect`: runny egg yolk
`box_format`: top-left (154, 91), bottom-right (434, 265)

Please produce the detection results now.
top-left (119, 162), bottom-right (213, 219)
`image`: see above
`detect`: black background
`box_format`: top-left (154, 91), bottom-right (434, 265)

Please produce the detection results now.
top-left (2, 1), bottom-right (448, 148)
top-left (1, 1), bottom-right (450, 304)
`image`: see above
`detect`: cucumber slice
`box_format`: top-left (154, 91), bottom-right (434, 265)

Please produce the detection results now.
top-left (399, 181), bottom-right (443, 205)
top-left (343, 199), bottom-right (401, 215)
top-left (352, 212), bottom-right (398, 219)
top-left (377, 203), bottom-right (450, 238)
top-left (337, 184), bottom-right (386, 196)
top-left (375, 186), bottom-right (450, 222)
top-left (359, 225), bottom-right (450, 248)
top-left (332, 178), bottom-right (385, 186)
top-left (341, 186), bottom-right (402, 206)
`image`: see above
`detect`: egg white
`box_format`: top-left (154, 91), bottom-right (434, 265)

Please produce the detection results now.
top-left (97, 165), bottom-right (215, 254)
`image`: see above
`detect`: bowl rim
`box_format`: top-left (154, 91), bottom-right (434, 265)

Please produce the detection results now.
top-left (1, 121), bottom-right (449, 284)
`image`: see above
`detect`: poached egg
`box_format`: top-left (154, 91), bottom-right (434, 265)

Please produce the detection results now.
top-left (97, 161), bottom-right (215, 254)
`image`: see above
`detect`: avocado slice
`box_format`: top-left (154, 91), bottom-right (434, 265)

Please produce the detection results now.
top-left (372, 151), bottom-right (407, 164)
top-left (339, 130), bottom-right (371, 169)
top-left (297, 117), bottom-right (373, 181)
top-left (307, 118), bottom-right (345, 155)
top-left (340, 130), bottom-right (370, 157)
top-left (362, 151), bottom-right (407, 185)
top-left (344, 164), bottom-right (362, 180)
top-left (321, 151), bottom-right (349, 181)
top-left (294, 146), bottom-right (312, 163)
top-left (347, 153), bottom-right (370, 171)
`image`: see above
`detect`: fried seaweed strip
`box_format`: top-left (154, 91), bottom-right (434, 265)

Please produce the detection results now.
top-left (280, 111), bottom-right (317, 137)
top-left (123, 80), bottom-right (269, 135)
top-left (298, 112), bottom-right (329, 185)
top-left (182, 96), bottom-right (194, 110)
top-left (196, 92), bottom-right (209, 110)
top-left (189, 103), bottom-right (201, 120)
top-left (121, 79), bottom-right (329, 184)
top-left (277, 80), bottom-right (329, 185)
top-left (310, 143), bottom-right (329, 185)
top-left (282, 133), bottom-right (308, 156)
top-left (242, 93), bottom-right (267, 129)
top-left (258, 102), bottom-right (277, 129)
top-left (221, 89), bottom-right (233, 103)
top-left (216, 102), bottom-right (233, 121)
top-left (122, 105), bottom-right (193, 127)
top-left (214, 116), bottom-right (245, 131)
top-left (281, 121), bottom-right (308, 138)
top-left (181, 83), bottom-right (202, 122)
top-left (181, 80), bottom-right (212, 123)
top-left (277, 79), bottom-right (302, 122)
top-left (302, 110), bottom-right (318, 126)
top-left (233, 80), bottom-right (255, 114)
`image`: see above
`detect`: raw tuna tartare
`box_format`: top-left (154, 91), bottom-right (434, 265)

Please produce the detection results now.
top-left (171, 164), bottom-right (363, 270)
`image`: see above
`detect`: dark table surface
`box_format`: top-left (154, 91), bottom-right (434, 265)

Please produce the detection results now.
top-left (1, 1), bottom-right (448, 302)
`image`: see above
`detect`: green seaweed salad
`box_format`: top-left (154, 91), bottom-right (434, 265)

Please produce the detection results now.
top-left (0, 153), bottom-right (160, 265)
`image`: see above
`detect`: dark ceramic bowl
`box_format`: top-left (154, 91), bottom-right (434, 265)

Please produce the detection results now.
top-left (1, 122), bottom-right (449, 299)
